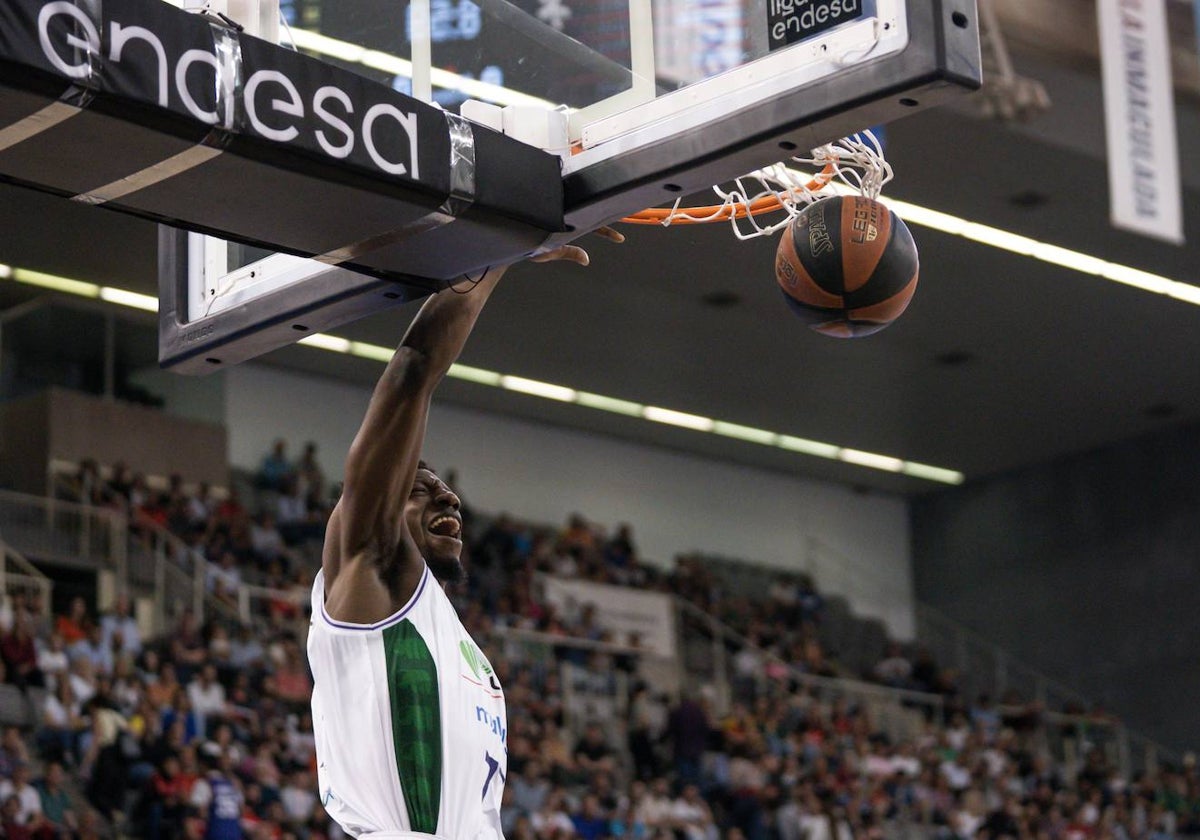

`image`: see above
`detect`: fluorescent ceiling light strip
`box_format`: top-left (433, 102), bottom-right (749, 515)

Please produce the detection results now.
top-left (643, 406), bottom-right (716, 431)
top-left (2, 267), bottom-right (964, 483)
top-left (297, 333), bottom-right (351, 353)
top-left (576, 392), bottom-right (645, 416)
top-left (448, 363), bottom-right (503, 386)
top-left (839, 448), bottom-right (904, 472)
top-left (902, 461), bottom-right (965, 485)
top-left (500, 375), bottom-right (577, 402)
top-left (348, 341), bottom-right (395, 363)
top-left (99, 287), bottom-right (158, 312)
top-left (12, 268), bottom-right (100, 297)
top-left (777, 435), bottom-right (841, 459)
top-left (713, 421), bottom-right (778, 445)
top-left (290, 29), bottom-right (555, 109)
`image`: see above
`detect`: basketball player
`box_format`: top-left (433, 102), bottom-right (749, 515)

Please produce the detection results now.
top-left (307, 230), bottom-right (622, 840)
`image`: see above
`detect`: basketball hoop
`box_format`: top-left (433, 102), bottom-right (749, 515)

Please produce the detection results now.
top-left (619, 131), bottom-right (894, 241)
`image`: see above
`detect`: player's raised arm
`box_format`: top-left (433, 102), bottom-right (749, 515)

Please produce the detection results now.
top-left (326, 266), bottom-right (508, 586)
top-left (321, 231), bottom-right (621, 619)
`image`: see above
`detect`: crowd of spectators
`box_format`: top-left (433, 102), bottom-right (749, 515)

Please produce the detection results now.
top-left (0, 450), bottom-right (1193, 840)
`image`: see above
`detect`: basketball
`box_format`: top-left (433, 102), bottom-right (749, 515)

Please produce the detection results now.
top-left (775, 195), bottom-right (919, 338)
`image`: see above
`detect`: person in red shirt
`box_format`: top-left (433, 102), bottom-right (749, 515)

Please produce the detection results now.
top-left (145, 755), bottom-right (191, 840)
top-left (1, 793), bottom-right (32, 840)
top-left (54, 597), bottom-right (90, 647)
top-left (0, 620), bottom-right (42, 689)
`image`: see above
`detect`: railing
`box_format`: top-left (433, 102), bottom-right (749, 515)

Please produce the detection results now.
top-left (488, 626), bottom-right (654, 741)
top-left (676, 597), bottom-right (943, 745)
top-left (0, 488), bottom-right (127, 574)
top-left (126, 518), bottom-right (209, 630)
top-left (0, 486), bottom-right (209, 634)
top-left (915, 602), bottom-right (1178, 776)
top-left (47, 470), bottom-right (212, 630)
top-left (915, 602), bottom-right (1093, 708)
top-left (0, 539), bottom-right (53, 618)
top-left (236, 582), bottom-right (308, 629)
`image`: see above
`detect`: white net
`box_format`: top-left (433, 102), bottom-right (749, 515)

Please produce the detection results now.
top-left (626, 130), bottom-right (894, 240)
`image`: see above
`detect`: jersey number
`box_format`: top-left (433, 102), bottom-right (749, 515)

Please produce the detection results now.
top-left (482, 752), bottom-right (505, 800)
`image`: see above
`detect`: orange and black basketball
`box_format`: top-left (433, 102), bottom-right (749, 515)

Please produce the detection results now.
top-left (775, 195), bottom-right (919, 338)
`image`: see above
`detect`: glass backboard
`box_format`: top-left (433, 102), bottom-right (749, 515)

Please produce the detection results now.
top-left (166, 0), bottom-right (980, 369)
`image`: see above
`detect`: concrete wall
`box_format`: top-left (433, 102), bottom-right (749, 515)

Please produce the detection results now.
top-left (911, 420), bottom-right (1200, 749)
top-left (222, 364), bottom-right (916, 638)
top-left (0, 387), bottom-right (228, 491)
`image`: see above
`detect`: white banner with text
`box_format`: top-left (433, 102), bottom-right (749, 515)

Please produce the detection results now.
top-left (541, 577), bottom-right (677, 658)
top-left (1098, 0), bottom-right (1183, 244)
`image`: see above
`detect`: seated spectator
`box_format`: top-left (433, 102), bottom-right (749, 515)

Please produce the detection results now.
top-left (186, 481), bottom-right (216, 528)
top-left (574, 723), bottom-right (617, 779)
top-left (105, 461), bottom-right (134, 508)
top-left (208, 625), bottom-right (233, 674)
top-left (0, 592), bottom-right (13, 635)
top-left (66, 657), bottom-right (98, 711)
top-left (250, 513), bottom-right (287, 565)
top-left (796, 574), bottom-right (823, 624)
top-left (39, 678), bottom-right (83, 764)
top-left (35, 633), bottom-right (69, 693)
top-left (0, 793), bottom-right (30, 840)
top-left (277, 473), bottom-right (322, 544)
top-left (280, 770), bottom-right (317, 825)
top-left (0, 763), bottom-right (43, 829)
top-left (65, 458), bottom-right (103, 507)
top-left (215, 487), bottom-right (247, 526)
top-left (633, 777), bottom-right (674, 835)
top-left (257, 439), bottom-right (293, 492)
top-left (206, 552), bottom-right (243, 604)
top-left (229, 626), bottom-right (266, 673)
top-left (672, 784), bottom-right (718, 840)
top-left (127, 472), bottom-right (152, 512)
top-left (874, 642), bottom-right (913, 687)
top-left (36, 762), bottom-right (75, 837)
top-left (296, 441), bottom-right (326, 509)
top-left (265, 642), bottom-right (312, 708)
top-left (110, 656), bottom-right (142, 717)
top-left (532, 788), bottom-right (575, 838)
top-left (1, 617), bottom-right (43, 690)
top-left (539, 723), bottom-right (576, 783)
top-left (145, 662), bottom-right (182, 711)
top-left (187, 664), bottom-right (227, 731)
top-left (55, 597), bottom-right (90, 648)
top-left (970, 694), bottom-right (1002, 743)
top-left (511, 760), bottom-right (552, 815)
top-left (71, 625), bottom-right (113, 678)
top-left (141, 754), bottom-right (191, 840)
top-left (0, 728), bottom-right (30, 779)
top-left (558, 513), bottom-right (597, 554)
top-left (571, 793), bottom-right (610, 840)
top-left (603, 524), bottom-right (637, 572)
top-left (169, 611), bottom-right (208, 682)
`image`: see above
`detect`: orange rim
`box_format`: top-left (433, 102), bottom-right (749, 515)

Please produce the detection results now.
top-left (618, 162), bottom-right (837, 226)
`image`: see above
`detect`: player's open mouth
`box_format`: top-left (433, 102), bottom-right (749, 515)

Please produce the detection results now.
top-left (428, 514), bottom-right (462, 539)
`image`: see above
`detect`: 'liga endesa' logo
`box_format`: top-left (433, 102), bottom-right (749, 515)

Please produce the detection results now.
top-left (35, 0), bottom-right (421, 180)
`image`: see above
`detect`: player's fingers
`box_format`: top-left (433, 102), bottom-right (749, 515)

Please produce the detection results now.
top-left (594, 226), bottom-right (626, 244)
top-left (530, 245), bottom-right (590, 266)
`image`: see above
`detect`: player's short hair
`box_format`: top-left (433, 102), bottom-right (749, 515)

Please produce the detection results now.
top-left (417, 459), bottom-right (436, 475)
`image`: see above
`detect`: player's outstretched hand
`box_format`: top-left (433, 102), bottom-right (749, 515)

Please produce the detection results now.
top-left (530, 226), bottom-right (625, 266)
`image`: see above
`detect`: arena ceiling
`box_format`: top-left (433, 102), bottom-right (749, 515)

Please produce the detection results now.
top-left (2, 16), bottom-right (1200, 496)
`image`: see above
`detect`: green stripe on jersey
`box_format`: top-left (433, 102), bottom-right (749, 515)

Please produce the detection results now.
top-left (383, 619), bottom-right (442, 834)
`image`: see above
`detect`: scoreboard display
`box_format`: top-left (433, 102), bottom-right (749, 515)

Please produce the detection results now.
top-left (290, 0), bottom-right (637, 112)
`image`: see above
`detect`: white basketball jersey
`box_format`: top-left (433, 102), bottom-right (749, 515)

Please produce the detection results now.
top-left (308, 566), bottom-right (507, 840)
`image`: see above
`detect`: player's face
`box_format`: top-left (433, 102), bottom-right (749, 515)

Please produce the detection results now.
top-left (404, 468), bottom-right (465, 584)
